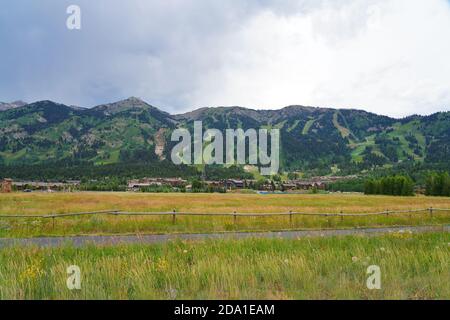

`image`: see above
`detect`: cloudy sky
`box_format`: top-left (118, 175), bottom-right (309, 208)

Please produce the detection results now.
top-left (1, 0), bottom-right (450, 117)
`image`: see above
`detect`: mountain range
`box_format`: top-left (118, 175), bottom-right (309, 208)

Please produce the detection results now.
top-left (0, 97), bottom-right (449, 174)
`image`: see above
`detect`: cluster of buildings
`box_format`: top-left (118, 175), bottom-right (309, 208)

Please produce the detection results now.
top-left (126, 176), bottom-right (355, 192)
top-left (127, 178), bottom-right (187, 191)
top-left (282, 176), bottom-right (357, 191)
top-left (127, 178), bottom-right (264, 191)
top-left (1, 175), bottom-right (356, 193)
top-left (1, 178), bottom-right (80, 193)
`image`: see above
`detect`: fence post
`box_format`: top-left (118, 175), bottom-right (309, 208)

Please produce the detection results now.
top-left (340, 211), bottom-right (344, 223)
top-left (289, 211), bottom-right (293, 227)
top-left (172, 209), bottom-right (176, 224)
top-left (327, 215), bottom-right (331, 228)
top-left (429, 207), bottom-right (433, 218)
top-left (52, 215), bottom-right (55, 229)
top-left (233, 211), bottom-right (237, 225)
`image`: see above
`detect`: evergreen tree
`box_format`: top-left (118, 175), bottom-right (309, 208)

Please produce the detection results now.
top-left (364, 175), bottom-right (414, 196)
top-left (425, 171), bottom-right (450, 196)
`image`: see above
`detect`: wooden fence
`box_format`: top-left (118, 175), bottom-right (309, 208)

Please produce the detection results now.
top-left (0, 208), bottom-right (449, 225)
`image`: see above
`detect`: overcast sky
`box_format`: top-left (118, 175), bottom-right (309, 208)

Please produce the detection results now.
top-left (1, 0), bottom-right (450, 117)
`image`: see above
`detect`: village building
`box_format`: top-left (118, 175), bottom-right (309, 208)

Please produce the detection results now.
top-left (12, 180), bottom-right (80, 192)
top-left (226, 179), bottom-right (245, 189)
top-left (1, 179), bottom-right (12, 193)
top-left (281, 183), bottom-right (297, 191)
top-left (204, 180), bottom-right (226, 189)
top-left (127, 178), bottom-right (187, 191)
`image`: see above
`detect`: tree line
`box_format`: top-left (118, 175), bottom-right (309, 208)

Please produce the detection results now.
top-left (364, 175), bottom-right (415, 196)
top-left (364, 172), bottom-right (450, 197)
top-left (0, 162), bottom-right (252, 181)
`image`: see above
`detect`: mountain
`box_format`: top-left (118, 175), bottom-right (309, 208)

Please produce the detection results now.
top-left (0, 98), bottom-right (175, 166)
top-left (0, 98), bottom-right (449, 175)
top-left (176, 106), bottom-right (450, 171)
top-left (0, 100), bottom-right (27, 111)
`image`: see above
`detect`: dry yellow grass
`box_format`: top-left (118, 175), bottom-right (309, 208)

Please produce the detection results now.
top-left (1, 192), bottom-right (450, 215)
top-left (0, 192), bottom-right (449, 237)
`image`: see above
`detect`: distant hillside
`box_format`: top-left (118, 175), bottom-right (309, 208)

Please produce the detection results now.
top-left (0, 100), bottom-right (27, 111)
top-left (0, 97), bottom-right (449, 175)
top-left (176, 105), bottom-right (450, 172)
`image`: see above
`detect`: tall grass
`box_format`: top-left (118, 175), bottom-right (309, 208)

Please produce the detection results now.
top-left (0, 233), bottom-right (448, 299)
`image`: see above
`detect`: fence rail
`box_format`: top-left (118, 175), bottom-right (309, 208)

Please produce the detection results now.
top-left (0, 208), bottom-right (449, 220)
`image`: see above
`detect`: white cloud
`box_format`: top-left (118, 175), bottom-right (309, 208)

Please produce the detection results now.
top-left (1, 0), bottom-right (450, 117)
top-left (188, 0), bottom-right (450, 117)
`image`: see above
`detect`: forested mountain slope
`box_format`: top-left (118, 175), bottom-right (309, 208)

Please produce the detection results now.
top-left (1, 97), bottom-right (449, 173)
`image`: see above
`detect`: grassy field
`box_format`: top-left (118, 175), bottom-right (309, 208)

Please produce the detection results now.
top-left (0, 192), bottom-right (449, 238)
top-left (0, 232), bottom-right (448, 299)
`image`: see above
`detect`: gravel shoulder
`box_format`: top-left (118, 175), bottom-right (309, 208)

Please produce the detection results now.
top-left (0, 225), bottom-right (448, 248)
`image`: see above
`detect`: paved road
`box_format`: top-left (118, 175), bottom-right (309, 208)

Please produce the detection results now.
top-left (0, 225), bottom-right (448, 248)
